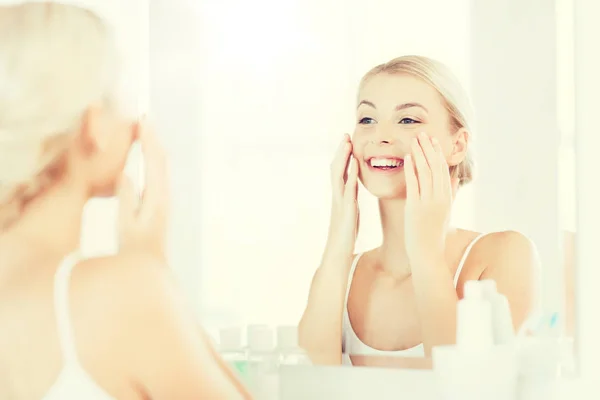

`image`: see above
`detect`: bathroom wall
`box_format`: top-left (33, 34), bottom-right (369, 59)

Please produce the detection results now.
top-left (469, 0), bottom-right (571, 321)
top-left (148, 0), bottom-right (204, 313)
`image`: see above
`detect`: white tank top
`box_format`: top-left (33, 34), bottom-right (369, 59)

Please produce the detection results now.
top-left (41, 253), bottom-right (116, 400)
top-left (341, 233), bottom-right (488, 364)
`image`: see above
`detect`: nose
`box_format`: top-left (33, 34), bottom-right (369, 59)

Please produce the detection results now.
top-left (372, 124), bottom-right (394, 145)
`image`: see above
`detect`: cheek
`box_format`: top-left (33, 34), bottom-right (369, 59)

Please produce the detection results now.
top-left (351, 128), bottom-right (369, 149)
top-left (351, 138), bottom-right (367, 160)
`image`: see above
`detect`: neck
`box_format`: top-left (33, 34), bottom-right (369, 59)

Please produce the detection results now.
top-left (2, 178), bottom-right (89, 258)
top-left (378, 198), bottom-right (412, 278)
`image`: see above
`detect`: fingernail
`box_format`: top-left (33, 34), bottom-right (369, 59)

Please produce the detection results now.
top-left (431, 137), bottom-right (438, 144)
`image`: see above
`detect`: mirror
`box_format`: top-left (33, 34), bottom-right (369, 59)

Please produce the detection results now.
top-left (145, 0), bottom-right (576, 373)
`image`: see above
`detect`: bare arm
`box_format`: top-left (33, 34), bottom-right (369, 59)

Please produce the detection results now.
top-left (113, 259), bottom-right (251, 399)
top-left (298, 135), bottom-right (359, 365)
top-left (298, 254), bottom-right (353, 365)
top-left (405, 136), bottom-right (539, 355)
top-left (410, 254), bottom-right (459, 356)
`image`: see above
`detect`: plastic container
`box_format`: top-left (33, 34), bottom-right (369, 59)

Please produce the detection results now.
top-left (276, 325), bottom-right (312, 366)
top-left (433, 280), bottom-right (518, 400)
top-left (456, 280), bottom-right (494, 349)
top-left (218, 327), bottom-right (249, 379)
top-left (481, 279), bottom-right (516, 345)
top-left (246, 326), bottom-right (279, 400)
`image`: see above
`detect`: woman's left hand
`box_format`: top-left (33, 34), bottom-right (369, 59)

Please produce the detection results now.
top-left (404, 132), bottom-right (459, 265)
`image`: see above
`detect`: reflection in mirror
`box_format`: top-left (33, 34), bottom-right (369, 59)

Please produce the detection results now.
top-left (299, 55), bottom-right (539, 367)
top-left (193, 0), bottom-right (574, 380)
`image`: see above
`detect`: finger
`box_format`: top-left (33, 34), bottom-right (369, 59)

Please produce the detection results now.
top-left (330, 134), bottom-right (352, 199)
top-left (132, 118), bottom-right (142, 141)
top-left (411, 137), bottom-right (431, 198)
top-left (403, 154), bottom-right (420, 201)
top-left (117, 175), bottom-right (137, 226)
top-left (344, 157), bottom-right (358, 204)
top-left (356, 207), bottom-right (360, 237)
top-left (138, 120), bottom-right (168, 221)
top-left (451, 177), bottom-right (460, 201)
top-left (418, 132), bottom-right (438, 169)
top-left (430, 136), bottom-right (450, 196)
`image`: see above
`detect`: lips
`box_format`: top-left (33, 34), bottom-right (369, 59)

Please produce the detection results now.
top-left (367, 156), bottom-right (404, 171)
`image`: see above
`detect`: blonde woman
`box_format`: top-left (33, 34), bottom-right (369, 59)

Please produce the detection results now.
top-left (0, 3), bottom-right (250, 399)
top-left (298, 56), bottom-right (540, 366)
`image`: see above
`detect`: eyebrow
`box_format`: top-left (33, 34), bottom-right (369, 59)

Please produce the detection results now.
top-left (357, 100), bottom-right (428, 112)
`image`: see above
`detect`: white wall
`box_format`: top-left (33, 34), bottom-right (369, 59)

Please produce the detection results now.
top-left (574, 0), bottom-right (600, 381)
top-left (469, 0), bottom-right (574, 323)
top-left (148, 0), bottom-right (204, 312)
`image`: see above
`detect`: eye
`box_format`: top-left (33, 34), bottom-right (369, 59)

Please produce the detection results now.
top-left (399, 118), bottom-right (419, 124)
top-left (359, 117), bottom-right (376, 125)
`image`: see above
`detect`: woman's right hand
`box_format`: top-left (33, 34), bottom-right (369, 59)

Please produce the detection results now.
top-left (118, 120), bottom-right (169, 261)
top-left (323, 134), bottom-right (359, 263)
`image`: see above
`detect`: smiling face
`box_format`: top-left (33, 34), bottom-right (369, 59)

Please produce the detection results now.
top-left (352, 72), bottom-right (467, 199)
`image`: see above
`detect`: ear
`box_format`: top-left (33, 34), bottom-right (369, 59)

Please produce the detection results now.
top-left (78, 103), bottom-right (111, 155)
top-left (448, 127), bottom-right (469, 167)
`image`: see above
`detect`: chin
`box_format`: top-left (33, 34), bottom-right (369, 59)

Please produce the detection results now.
top-left (362, 182), bottom-right (407, 200)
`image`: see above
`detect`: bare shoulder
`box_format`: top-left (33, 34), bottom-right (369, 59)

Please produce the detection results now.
top-left (67, 255), bottom-right (246, 398)
top-left (71, 252), bottom-right (175, 311)
top-left (473, 231), bottom-right (541, 328)
top-left (474, 230), bottom-right (540, 264)
top-left (456, 229), bottom-right (540, 282)
top-left (468, 230), bottom-right (541, 293)
top-left (68, 252), bottom-right (184, 356)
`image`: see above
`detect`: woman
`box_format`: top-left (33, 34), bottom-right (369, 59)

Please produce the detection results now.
top-left (0, 3), bottom-right (250, 399)
top-left (298, 55), bottom-right (540, 366)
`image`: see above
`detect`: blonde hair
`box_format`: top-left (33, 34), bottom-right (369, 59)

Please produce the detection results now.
top-left (0, 2), bottom-right (118, 229)
top-left (360, 55), bottom-right (475, 186)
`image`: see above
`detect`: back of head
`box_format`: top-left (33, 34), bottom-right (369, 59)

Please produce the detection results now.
top-left (0, 2), bottom-right (118, 229)
top-left (360, 55), bottom-right (476, 186)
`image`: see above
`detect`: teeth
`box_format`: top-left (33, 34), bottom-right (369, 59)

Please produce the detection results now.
top-left (370, 158), bottom-right (402, 168)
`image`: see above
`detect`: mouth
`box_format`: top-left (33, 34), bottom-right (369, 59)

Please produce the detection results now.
top-left (367, 157), bottom-right (404, 172)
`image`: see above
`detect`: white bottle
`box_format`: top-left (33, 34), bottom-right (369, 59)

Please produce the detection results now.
top-left (480, 279), bottom-right (516, 345)
top-left (456, 280), bottom-right (494, 349)
top-left (434, 280), bottom-right (517, 400)
top-left (276, 325), bottom-right (312, 366)
top-left (218, 327), bottom-right (248, 378)
top-left (246, 326), bottom-right (279, 400)
top-left (244, 324), bottom-right (268, 352)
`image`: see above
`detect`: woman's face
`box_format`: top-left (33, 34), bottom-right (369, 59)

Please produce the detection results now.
top-left (352, 72), bottom-right (460, 199)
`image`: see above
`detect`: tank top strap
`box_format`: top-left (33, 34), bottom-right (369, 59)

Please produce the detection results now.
top-left (344, 253), bottom-right (363, 306)
top-left (53, 252), bottom-right (82, 364)
top-left (453, 232), bottom-right (490, 287)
